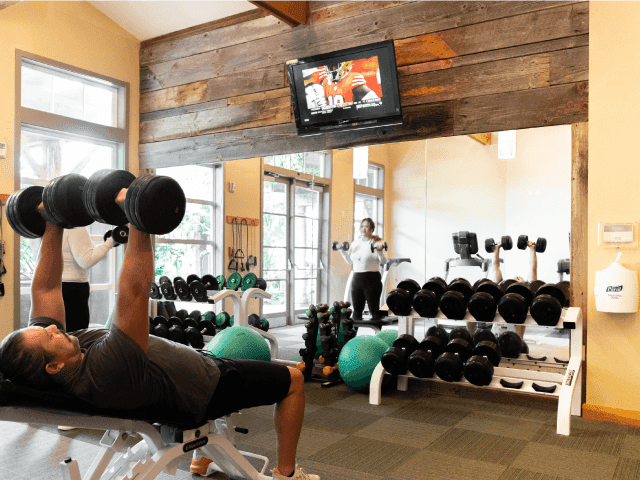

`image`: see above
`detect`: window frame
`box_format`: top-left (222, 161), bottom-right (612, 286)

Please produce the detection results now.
top-left (261, 154), bottom-right (331, 326)
top-left (14, 50), bottom-right (130, 330)
top-left (354, 161), bottom-right (385, 240)
top-left (152, 164), bottom-right (224, 287)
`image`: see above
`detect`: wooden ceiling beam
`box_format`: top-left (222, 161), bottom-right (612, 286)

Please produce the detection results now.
top-left (249, 1), bottom-right (309, 27)
top-left (468, 133), bottom-right (493, 146)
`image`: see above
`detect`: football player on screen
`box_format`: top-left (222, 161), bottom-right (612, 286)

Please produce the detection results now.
top-left (306, 61), bottom-right (380, 108)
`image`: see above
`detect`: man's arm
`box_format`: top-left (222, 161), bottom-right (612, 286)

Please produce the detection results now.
top-left (493, 243), bottom-right (503, 284)
top-left (528, 241), bottom-right (538, 282)
top-left (113, 225), bottom-right (152, 353)
top-left (30, 217), bottom-right (66, 328)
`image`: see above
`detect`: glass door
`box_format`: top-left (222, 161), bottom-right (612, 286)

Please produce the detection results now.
top-left (262, 176), bottom-right (289, 322)
top-left (292, 181), bottom-right (322, 322)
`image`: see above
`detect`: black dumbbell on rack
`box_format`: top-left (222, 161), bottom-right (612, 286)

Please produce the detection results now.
top-left (463, 340), bottom-right (502, 386)
top-left (434, 337), bottom-right (474, 382)
top-left (385, 279), bottom-right (421, 316)
top-left (530, 283), bottom-right (567, 326)
top-left (412, 277), bottom-right (447, 318)
top-left (468, 280), bottom-right (503, 323)
top-left (407, 331), bottom-right (447, 378)
top-left (439, 278), bottom-right (473, 320)
top-left (517, 235), bottom-right (547, 253)
top-left (381, 334), bottom-right (420, 375)
top-left (498, 282), bottom-right (534, 324)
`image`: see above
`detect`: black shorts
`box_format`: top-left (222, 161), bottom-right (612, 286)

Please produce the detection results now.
top-left (203, 357), bottom-right (292, 419)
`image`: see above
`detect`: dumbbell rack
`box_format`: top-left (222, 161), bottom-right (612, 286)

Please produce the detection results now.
top-left (149, 288), bottom-right (279, 359)
top-left (369, 307), bottom-right (583, 436)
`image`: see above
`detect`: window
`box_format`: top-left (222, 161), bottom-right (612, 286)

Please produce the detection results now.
top-left (262, 153), bottom-right (330, 326)
top-left (354, 163), bottom-right (384, 240)
top-left (153, 165), bottom-right (223, 314)
top-left (263, 151), bottom-right (328, 177)
top-left (17, 51), bottom-right (129, 328)
top-left (355, 164), bottom-right (384, 189)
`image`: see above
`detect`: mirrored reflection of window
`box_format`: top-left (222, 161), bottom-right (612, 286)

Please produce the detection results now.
top-left (154, 165), bottom-right (221, 286)
top-left (17, 53), bottom-right (128, 327)
top-left (355, 164), bottom-right (384, 188)
top-left (263, 151), bottom-right (328, 177)
top-left (263, 174), bottom-right (327, 325)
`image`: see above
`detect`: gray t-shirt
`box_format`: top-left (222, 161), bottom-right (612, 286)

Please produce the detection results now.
top-left (30, 317), bottom-right (220, 422)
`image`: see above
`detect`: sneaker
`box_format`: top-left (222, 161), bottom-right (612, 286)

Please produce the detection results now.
top-left (273, 464), bottom-right (320, 480)
top-left (57, 426), bottom-right (77, 431)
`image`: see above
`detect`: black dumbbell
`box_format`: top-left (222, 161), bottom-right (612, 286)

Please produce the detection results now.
top-left (370, 241), bottom-right (388, 253)
top-left (517, 235), bottom-right (547, 253)
top-left (407, 334), bottom-right (447, 378)
top-left (485, 236), bottom-right (513, 253)
top-left (498, 279), bottom-right (518, 294)
top-left (468, 280), bottom-right (503, 322)
top-left (104, 225), bottom-right (129, 246)
top-left (83, 169), bottom-right (186, 235)
top-left (498, 282), bottom-right (534, 324)
top-left (173, 277), bottom-right (192, 302)
top-left (448, 327), bottom-right (473, 345)
top-left (153, 323), bottom-right (170, 339)
top-left (463, 340), bottom-right (502, 386)
top-left (249, 313), bottom-right (270, 332)
top-left (185, 326), bottom-right (205, 349)
top-left (422, 277), bottom-right (447, 300)
top-left (381, 335), bottom-right (420, 375)
top-left (331, 241), bottom-right (350, 251)
top-left (149, 283), bottom-right (162, 300)
top-left (530, 283), bottom-right (566, 326)
top-left (175, 309), bottom-right (189, 321)
top-left (426, 325), bottom-right (449, 344)
top-left (439, 278), bottom-right (473, 320)
top-left (182, 318), bottom-right (199, 329)
top-left (472, 328), bottom-right (497, 346)
top-left (189, 310), bottom-right (202, 323)
top-left (434, 338), bottom-right (474, 382)
top-left (498, 331), bottom-right (524, 358)
top-left (6, 171), bottom-right (184, 237)
top-left (386, 288), bottom-right (413, 316)
top-left (159, 278), bottom-right (177, 301)
top-left (557, 281), bottom-right (570, 307)
top-left (216, 312), bottom-right (232, 329)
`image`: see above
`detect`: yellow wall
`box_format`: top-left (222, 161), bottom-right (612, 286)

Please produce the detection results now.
top-left (0, 1), bottom-right (140, 341)
top-left (223, 158), bottom-right (262, 317)
top-left (588, 2), bottom-right (640, 411)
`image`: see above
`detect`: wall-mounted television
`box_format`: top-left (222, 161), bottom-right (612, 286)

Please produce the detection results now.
top-left (287, 40), bottom-right (403, 137)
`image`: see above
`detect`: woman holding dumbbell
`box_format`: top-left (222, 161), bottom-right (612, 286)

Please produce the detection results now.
top-left (59, 226), bottom-right (121, 332)
top-left (339, 218), bottom-right (387, 321)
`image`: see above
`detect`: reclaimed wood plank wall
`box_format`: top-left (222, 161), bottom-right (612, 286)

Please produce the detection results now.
top-left (139, 1), bottom-right (588, 169)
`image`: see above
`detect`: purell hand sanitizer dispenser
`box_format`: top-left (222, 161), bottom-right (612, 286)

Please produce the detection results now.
top-left (595, 252), bottom-right (639, 313)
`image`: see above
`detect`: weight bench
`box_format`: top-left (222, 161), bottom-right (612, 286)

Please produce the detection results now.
top-left (0, 379), bottom-right (273, 480)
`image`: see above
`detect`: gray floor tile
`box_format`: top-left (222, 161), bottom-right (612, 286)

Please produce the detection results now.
top-left (353, 416), bottom-right (449, 448)
top-left (308, 436), bottom-right (417, 475)
top-left (387, 450), bottom-right (506, 480)
top-left (612, 457), bottom-right (640, 480)
top-left (455, 411), bottom-right (546, 441)
top-left (511, 443), bottom-right (619, 480)
top-left (302, 407), bottom-right (381, 435)
top-left (532, 422), bottom-right (627, 456)
top-left (426, 428), bottom-right (528, 466)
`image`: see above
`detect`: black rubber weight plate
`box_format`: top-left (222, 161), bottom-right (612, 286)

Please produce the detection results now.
top-left (136, 176), bottom-right (186, 235)
top-left (91, 169), bottom-right (135, 225)
top-left (54, 174), bottom-right (93, 228)
top-left (124, 175), bottom-right (154, 233)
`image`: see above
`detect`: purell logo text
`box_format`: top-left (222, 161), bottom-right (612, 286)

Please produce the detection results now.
top-left (606, 286), bottom-right (623, 292)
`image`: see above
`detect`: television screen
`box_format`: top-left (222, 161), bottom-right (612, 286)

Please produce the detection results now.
top-left (287, 40), bottom-right (403, 136)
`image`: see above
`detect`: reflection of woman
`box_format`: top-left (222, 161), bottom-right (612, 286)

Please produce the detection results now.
top-left (339, 218), bottom-right (387, 321)
top-left (61, 227), bottom-right (116, 332)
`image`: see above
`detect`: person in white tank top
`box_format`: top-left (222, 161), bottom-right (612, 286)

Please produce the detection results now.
top-left (339, 218), bottom-right (387, 321)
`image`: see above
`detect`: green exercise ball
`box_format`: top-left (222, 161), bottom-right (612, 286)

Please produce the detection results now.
top-left (338, 336), bottom-right (388, 389)
top-left (207, 326), bottom-right (271, 362)
top-left (375, 330), bottom-right (398, 347)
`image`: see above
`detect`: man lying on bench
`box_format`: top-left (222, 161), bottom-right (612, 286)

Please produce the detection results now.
top-left (0, 193), bottom-right (319, 480)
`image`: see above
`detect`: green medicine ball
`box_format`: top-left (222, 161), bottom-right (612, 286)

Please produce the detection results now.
top-left (338, 336), bottom-right (388, 389)
top-left (375, 330), bottom-right (398, 347)
top-left (207, 326), bottom-right (271, 362)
